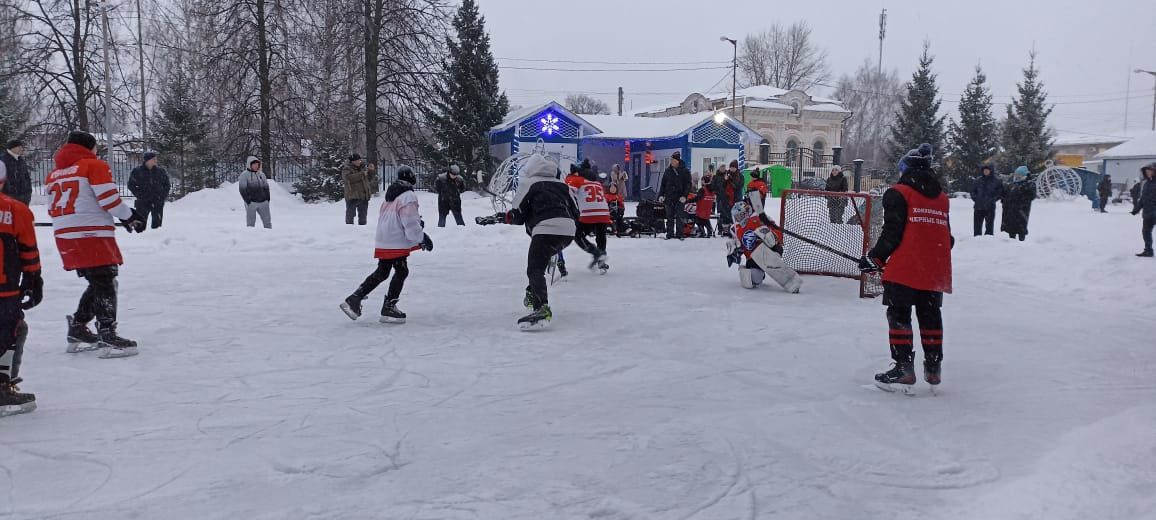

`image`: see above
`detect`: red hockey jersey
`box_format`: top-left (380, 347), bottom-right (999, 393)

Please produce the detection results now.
top-left (0, 193), bottom-right (40, 298)
top-left (46, 144), bottom-right (133, 270)
top-left (574, 180), bottom-right (612, 224)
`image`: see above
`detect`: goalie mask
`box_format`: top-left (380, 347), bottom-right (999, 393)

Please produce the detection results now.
top-left (732, 200), bottom-right (754, 223)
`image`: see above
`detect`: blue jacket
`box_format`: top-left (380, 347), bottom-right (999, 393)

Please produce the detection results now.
top-left (970, 172), bottom-right (1004, 211)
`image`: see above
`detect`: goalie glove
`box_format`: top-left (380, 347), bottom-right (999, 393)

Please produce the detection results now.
top-left (858, 256), bottom-right (883, 274)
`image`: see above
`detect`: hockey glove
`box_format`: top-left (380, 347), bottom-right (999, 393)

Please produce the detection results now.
top-left (121, 209), bottom-right (147, 233)
top-left (858, 256), bottom-right (883, 274)
top-left (20, 270), bottom-right (43, 310)
top-left (727, 248), bottom-right (743, 268)
top-left (421, 233), bottom-right (434, 252)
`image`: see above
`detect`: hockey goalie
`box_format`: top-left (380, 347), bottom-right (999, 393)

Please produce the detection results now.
top-left (726, 199), bottom-right (802, 293)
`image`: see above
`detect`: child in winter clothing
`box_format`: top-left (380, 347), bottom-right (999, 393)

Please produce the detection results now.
top-left (860, 143), bottom-right (953, 394)
top-left (341, 166), bottom-right (432, 323)
top-left (689, 175), bottom-right (717, 238)
top-left (573, 170), bottom-right (612, 272)
top-left (726, 199), bottom-right (802, 293)
top-left (605, 183), bottom-right (625, 234)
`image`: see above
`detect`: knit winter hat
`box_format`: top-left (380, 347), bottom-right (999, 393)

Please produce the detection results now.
top-left (5, 139), bottom-right (23, 150)
top-left (396, 165), bottom-right (416, 184)
top-left (671, 151), bottom-right (682, 161)
top-left (1014, 166), bottom-right (1030, 177)
top-left (143, 151), bottom-right (158, 163)
top-left (66, 130), bottom-right (97, 150)
top-left (349, 153), bottom-right (362, 162)
top-left (449, 165), bottom-right (460, 175)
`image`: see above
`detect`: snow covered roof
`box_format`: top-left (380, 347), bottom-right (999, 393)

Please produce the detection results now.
top-left (706, 85), bottom-right (790, 100)
top-left (491, 101), bottom-right (603, 134)
top-left (1054, 133), bottom-right (1128, 147)
top-left (803, 103), bottom-right (851, 114)
top-left (745, 100), bottom-right (794, 110)
top-left (1095, 131), bottom-right (1156, 160)
top-left (582, 112), bottom-right (759, 140)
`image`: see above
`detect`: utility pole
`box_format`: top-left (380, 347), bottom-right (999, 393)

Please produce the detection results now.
top-left (872, 8), bottom-right (887, 169)
top-left (720, 36), bottom-right (738, 121)
top-left (100, 1), bottom-right (114, 157)
top-left (878, 9), bottom-right (886, 75)
top-left (136, 0), bottom-right (147, 149)
top-left (1136, 69), bottom-right (1156, 131)
top-left (617, 86), bottom-right (624, 116)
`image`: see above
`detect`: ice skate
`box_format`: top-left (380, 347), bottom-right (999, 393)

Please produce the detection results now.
top-left (0, 378), bottom-right (36, 417)
top-left (66, 315), bottom-right (101, 353)
top-left (557, 260), bottom-right (568, 278)
top-left (588, 254), bottom-right (608, 274)
top-left (379, 299), bottom-right (406, 324)
top-left (517, 304), bottom-right (552, 331)
top-left (874, 361), bottom-right (917, 395)
top-left (523, 287), bottom-right (534, 309)
top-left (340, 294), bottom-right (365, 320)
top-left (924, 352), bottom-right (942, 388)
top-left (97, 324), bottom-right (139, 359)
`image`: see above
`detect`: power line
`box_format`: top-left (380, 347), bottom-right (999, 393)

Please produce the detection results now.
top-left (501, 65), bottom-right (732, 72)
top-left (497, 57), bottom-right (730, 66)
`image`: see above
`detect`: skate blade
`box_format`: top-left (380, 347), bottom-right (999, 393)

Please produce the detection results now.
top-left (378, 316), bottom-right (406, 324)
top-left (339, 303), bottom-right (359, 321)
top-left (874, 380), bottom-right (917, 396)
top-left (98, 346), bottom-right (139, 359)
top-left (0, 401), bottom-right (36, 417)
top-left (517, 320), bottom-right (550, 331)
top-left (66, 341), bottom-right (102, 353)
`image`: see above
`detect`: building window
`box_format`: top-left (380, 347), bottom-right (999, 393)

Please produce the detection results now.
top-left (786, 139), bottom-right (798, 154)
top-left (813, 141), bottom-right (824, 156)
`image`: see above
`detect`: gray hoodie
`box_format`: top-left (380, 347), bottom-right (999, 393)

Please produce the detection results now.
top-left (239, 156), bottom-right (271, 203)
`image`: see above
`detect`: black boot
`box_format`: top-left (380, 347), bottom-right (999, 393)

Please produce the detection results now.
top-left (340, 294), bottom-right (365, 320)
top-left (875, 345), bottom-right (916, 393)
top-left (380, 299), bottom-right (406, 324)
top-left (557, 259), bottom-right (569, 278)
top-left (523, 287), bottom-right (535, 309)
top-left (97, 322), bottom-right (139, 359)
top-left (1137, 249), bottom-right (1154, 258)
top-left (517, 304), bottom-right (552, 330)
top-left (0, 376), bottom-right (36, 417)
top-left (66, 315), bottom-right (101, 353)
top-left (924, 346), bottom-right (943, 386)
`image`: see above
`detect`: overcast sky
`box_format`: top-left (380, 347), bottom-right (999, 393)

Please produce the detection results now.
top-left (477, 0), bottom-right (1156, 141)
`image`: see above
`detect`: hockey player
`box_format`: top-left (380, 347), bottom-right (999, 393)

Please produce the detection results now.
top-left (47, 131), bottom-right (147, 359)
top-left (573, 169), bottom-right (611, 273)
top-left (340, 166), bottom-right (432, 323)
top-left (726, 199), bottom-right (802, 293)
top-left (859, 144), bottom-right (953, 394)
top-left (689, 175), bottom-right (717, 238)
top-left (0, 165), bottom-right (42, 417)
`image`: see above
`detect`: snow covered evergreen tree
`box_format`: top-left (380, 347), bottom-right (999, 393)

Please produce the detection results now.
top-left (1000, 51), bottom-right (1054, 172)
top-left (423, 0), bottom-right (508, 185)
top-left (293, 136), bottom-right (347, 203)
top-left (888, 42), bottom-right (945, 171)
top-left (152, 67), bottom-right (216, 196)
top-left (945, 66), bottom-right (999, 189)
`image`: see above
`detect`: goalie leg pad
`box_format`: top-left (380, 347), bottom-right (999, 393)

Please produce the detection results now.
top-left (738, 267), bottom-right (757, 289)
top-left (751, 244), bottom-right (802, 293)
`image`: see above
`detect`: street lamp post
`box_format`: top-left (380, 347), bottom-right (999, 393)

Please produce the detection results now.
top-left (720, 36), bottom-right (738, 123)
top-left (1137, 69), bottom-right (1156, 131)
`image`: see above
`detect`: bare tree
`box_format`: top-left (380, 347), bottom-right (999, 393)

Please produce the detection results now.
top-left (0, 3), bottom-right (33, 141)
top-left (737, 21), bottom-right (829, 91)
top-left (564, 93), bottom-right (609, 115)
top-left (833, 58), bottom-right (902, 169)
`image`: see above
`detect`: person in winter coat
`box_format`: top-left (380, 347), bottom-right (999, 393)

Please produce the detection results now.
top-left (0, 161), bottom-right (42, 415)
top-left (434, 165), bottom-right (466, 227)
top-left (860, 143), bottom-right (953, 394)
top-left (49, 131), bottom-right (147, 359)
top-left (342, 154), bottom-right (376, 225)
top-left (659, 151), bottom-right (692, 239)
top-left (1131, 163), bottom-right (1156, 257)
top-left (825, 166), bottom-right (849, 224)
top-left (1000, 166), bottom-right (1036, 241)
top-left (970, 163), bottom-right (1003, 235)
top-left (690, 174), bottom-right (717, 238)
top-left (1097, 174), bottom-right (1113, 213)
top-left (713, 160), bottom-right (742, 236)
top-left (340, 165), bottom-right (432, 322)
top-left (239, 156), bottom-right (271, 229)
top-left (610, 164), bottom-right (628, 199)
top-left (1, 140), bottom-right (32, 205)
top-left (127, 152), bottom-right (171, 229)
top-left (605, 182), bottom-right (625, 234)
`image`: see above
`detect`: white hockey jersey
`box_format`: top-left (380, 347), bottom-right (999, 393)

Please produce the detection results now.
top-left (46, 144), bottom-right (133, 270)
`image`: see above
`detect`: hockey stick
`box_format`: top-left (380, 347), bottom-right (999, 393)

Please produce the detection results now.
top-left (777, 226), bottom-right (862, 263)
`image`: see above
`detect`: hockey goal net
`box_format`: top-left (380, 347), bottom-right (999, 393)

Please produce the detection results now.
top-left (779, 189), bottom-right (884, 298)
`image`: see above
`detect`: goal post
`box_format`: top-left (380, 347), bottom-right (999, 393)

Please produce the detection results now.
top-left (779, 189), bottom-right (884, 298)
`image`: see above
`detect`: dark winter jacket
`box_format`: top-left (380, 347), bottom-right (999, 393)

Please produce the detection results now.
top-left (825, 172), bottom-right (848, 193)
top-left (238, 158), bottom-right (271, 204)
top-left (970, 171), bottom-right (1004, 211)
top-left (1000, 179), bottom-right (1036, 236)
top-left (434, 172), bottom-right (466, 209)
top-left (128, 164), bottom-right (171, 203)
top-left (869, 159), bottom-right (953, 261)
top-left (1097, 176), bottom-right (1113, 198)
top-left (0, 151), bottom-right (32, 205)
top-left (509, 154), bottom-right (578, 237)
top-left (384, 178), bottom-right (414, 202)
top-left (660, 162), bottom-right (692, 199)
top-left (342, 163), bottom-right (374, 201)
top-left (1133, 176), bottom-right (1156, 219)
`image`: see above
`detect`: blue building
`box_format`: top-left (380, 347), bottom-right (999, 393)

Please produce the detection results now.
top-left (489, 101), bottom-right (760, 200)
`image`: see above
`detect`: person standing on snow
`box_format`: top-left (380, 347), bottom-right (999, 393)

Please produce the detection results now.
top-left (239, 156), bottom-right (272, 229)
top-left (1097, 174), bottom-right (1113, 214)
top-left (1131, 163), bottom-right (1156, 257)
top-left (340, 165), bottom-right (432, 322)
top-left (747, 168), bottom-right (769, 208)
top-left (610, 164), bottom-right (628, 199)
top-left (860, 143), bottom-right (953, 394)
top-left (659, 151), bottom-right (691, 240)
top-left (342, 153), bottom-right (376, 225)
top-left (0, 162), bottom-right (42, 416)
top-left (970, 163), bottom-right (1003, 236)
top-left (1000, 165), bottom-right (1035, 241)
top-left (434, 165), bottom-right (466, 227)
top-left (825, 166), bottom-right (849, 224)
top-left (128, 152), bottom-right (171, 229)
top-left (1, 139), bottom-right (32, 205)
top-left (48, 131), bottom-right (147, 359)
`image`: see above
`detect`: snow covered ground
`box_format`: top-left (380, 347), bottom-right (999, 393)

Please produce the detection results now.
top-left (1, 184), bottom-right (1153, 520)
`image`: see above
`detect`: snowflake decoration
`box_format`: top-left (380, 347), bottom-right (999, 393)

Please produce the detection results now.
top-left (540, 113), bottom-right (560, 136)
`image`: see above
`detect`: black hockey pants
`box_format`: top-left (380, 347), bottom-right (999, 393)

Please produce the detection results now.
top-left (0, 297), bottom-right (26, 382)
top-left (74, 265), bottom-right (119, 330)
top-left (575, 223), bottom-right (607, 258)
top-left (882, 282), bottom-right (943, 364)
top-left (352, 258), bottom-right (410, 305)
top-left (526, 234), bottom-right (572, 309)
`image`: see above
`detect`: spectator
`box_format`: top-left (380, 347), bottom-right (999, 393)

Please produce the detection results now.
top-left (1000, 166), bottom-right (1035, 241)
top-left (434, 165), bottom-right (466, 227)
top-left (747, 168), bottom-right (769, 207)
top-left (714, 160), bottom-right (742, 236)
top-left (825, 166), bottom-right (849, 224)
top-left (1, 139), bottom-right (31, 205)
top-left (342, 153), bottom-right (376, 225)
top-left (1131, 163), bottom-right (1156, 257)
top-left (610, 164), bottom-right (628, 199)
top-left (605, 182), bottom-right (625, 234)
top-left (1097, 174), bottom-right (1113, 214)
top-left (691, 173), bottom-right (716, 238)
top-left (659, 151), bottom-right (692, 240)
top-left (239, 156), bottom-right (272, 229)
top-left (127, 152), bottom-right (171, 229)
top-left (970, 163), bottom-right (1003, 235)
